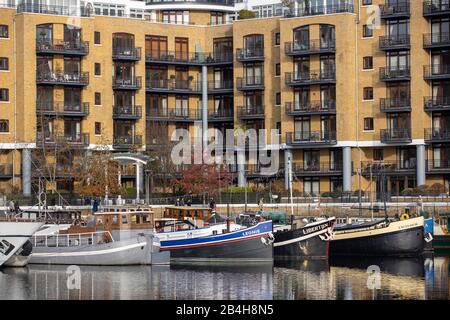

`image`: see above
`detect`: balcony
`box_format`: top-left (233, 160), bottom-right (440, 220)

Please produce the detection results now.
top-left (285, 131), bottom-right (337, 146)
top-left (236, 77), bottom-right (265, 91)
top-left (36, 40), bottom-right (89, 56)
top-left (208, 80), bottom-right (234, 94)
top-left (36, 71), bottom-right (89, 86)
top-left (236, 48), bottom-right (264, 63)
top-left (36, 101), bottom-right (90, 117)
top-left (146, 79), bottom-right (202, 94)
top-left (36, 133), bottom-right (90, 148)
top-left (426, 160), bottom-right (450, 174)
top-left (237, 106), bottom-right (265, 120)
top-left (113, 135), bottom-right (143, 150)
top-left (145, 51), bottom-right (233, 66)
top-left (380, 98), bottom-right (411, 113)
top-left (285, 100), bottom-right (336, 116)
top-left (423, 33), bottom-right (450, 49)
top-left (291, 162), bottom-right (343, 177)
top-left (379, 1), bottom-right (410, 19)
top-left (361, 161), bottom-right (416, 176)
top-left (112, 76), bottom-right (142, 90)
top-left (112, 47), bottom-right (142, 61)
top-left (379, 35), bottom-right (410, 51)
top-left (0, 164), bottom-right (13, 179)
top-left (424, 96), bottom-right (450, 112)
top-left (423, 1), bottom-right (450, 18)
top-left (380, 128), bottom-right (412, 143)
top-left (17, 3), bottom-right (91, 17)
top-left (424, 64), bottom-right (450, 80)
top-left (425, 128), bottom-right (450, 143)
top-left (290, 4), bottom-right (354, 17)
top-left (146, 108), bottom-right (201, 122)
top-left (113, 106), bottom-right (142, 120)
top-left (245, 164), bottom-right (281, 178)
top-left (208, 109), bottom-right (234, 122)
top-left (284, 40), bottom-right (336, 56)
top-left (379, 67), bottom-right (410, 82)
top-left (145, 0), bottom-right (235, 8)
top-left (285, 71), bottom-right (336, 87)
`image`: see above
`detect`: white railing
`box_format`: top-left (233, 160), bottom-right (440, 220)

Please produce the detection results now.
top-left (33, 231), bottom-right (114, 248)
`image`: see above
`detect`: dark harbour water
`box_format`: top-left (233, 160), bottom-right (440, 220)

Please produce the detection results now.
top-left (0, 256), bottom-right (449, 300)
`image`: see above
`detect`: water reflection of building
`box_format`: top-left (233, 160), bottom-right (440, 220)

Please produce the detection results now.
top-left (426, 257), bottom-right (449, 300)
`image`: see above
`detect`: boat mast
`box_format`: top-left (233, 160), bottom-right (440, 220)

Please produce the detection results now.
top-left (288, 158), bottom-right (294, 217)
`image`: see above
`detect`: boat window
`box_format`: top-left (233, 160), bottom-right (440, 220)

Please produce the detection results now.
top-left (112, 215), bottom-right (118, 224)
top-left (122, 215), bottom-right (128, 224)
top-left (213, 230), bottom-right (218, 235)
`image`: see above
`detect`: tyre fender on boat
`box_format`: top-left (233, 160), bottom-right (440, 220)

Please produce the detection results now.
top-left (401, 213), bottom-right (410, 221)
top-left (424, 232), bottom-right (433, 243)
top-left (261, 232), bottom-right (275, 246)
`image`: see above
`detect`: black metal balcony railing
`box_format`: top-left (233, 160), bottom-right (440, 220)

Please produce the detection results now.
top-left (236, 77), bottom-right (265, 90)
top-left (36, 40), bottom-right (89, 56)
top-left (17, 4), bottom-right (92, 17)
top-left (112, 47), bottom-right (142, 61)
top-left (286, 131), bottom-right (337, 145)
top-left (236, 48), bottom-right (264, 62)
top-left (291, 162), bottom-right (343, 176)
top-left (427, 160), bottom-right (450, 173)
top-left (237, 106), bottom-right (265, 119)
top-left (361, 161), bottom-right (416, 176)
top-left (36, 101), bottom-right (90, 117)
top-left (112, 106), bottom-right (142, 120)
top-left (36, 132), bottom-right (90, 147)
top-left (379, 1), bottom-right (410, 18)
top-left (284, 40), bottom-right (336, 56)
top-left (379, 67), bottom-right (410, 81)
top-left (208, 108), bottom-right (234, 121)
top-left (146, 79), bottom-right (202, 93)
top-left (424, 64), bottom-right (450, 79)
top-left (112, 76), bottom-right (142, 90)
top-left (113, 135), bottom-right (143, 148)
top-left (380, 98), bottom-right (411, 112)
top-left (285, 71), bottom-right (336, 86)
top-left (424, 96), bottom-right (450, 111)
top-left (423, 0), bottom-right (450, 17)
top-left (425, 128), bottom-right (450, 142)
top-left (285, 100), bottom-right (336, 115)
top-left (146, 0), bottom-right (234, 6)
top-left (145, 50), bottom-right (233, 65)
top-left (380, 128), bottom-right (412, 143)
top-left (208, 80), bottom-right (234, 92)
top-left (379, 35), bottom-right (410, 50)
top-left (290, 4), bottom-right (354, 17)
top-left (146, 108), bottom-right (201, 121)
top-left (423, 33), bottom-right (450, 48)
top-left (36, 71), bottom-right (89, 86)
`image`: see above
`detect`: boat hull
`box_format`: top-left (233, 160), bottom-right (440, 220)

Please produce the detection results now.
top-left (30, 236), bottom-right (170, 266)
top-left (330, 217), bottom-right (425, 257)
top-left (433, 235), bottom-right (450, 254)
top-left (160, 221), bottom-right (274, 263)
top-left (273, 218), bottom-right (335, 260)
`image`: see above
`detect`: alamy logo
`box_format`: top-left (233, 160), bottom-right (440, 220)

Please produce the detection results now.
top-left (367, 265), bottom-right (381, 290)
top-left (66, 265), bottom-right (81, 290)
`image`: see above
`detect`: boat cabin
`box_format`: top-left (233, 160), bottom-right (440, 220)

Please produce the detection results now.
top-left (163, 206), bottom-right (213, 222)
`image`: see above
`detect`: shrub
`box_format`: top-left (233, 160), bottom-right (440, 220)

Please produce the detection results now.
top-left (238, 9), bottom-right (256, 20)
top-left (401, 188), bottom-right (415, 196)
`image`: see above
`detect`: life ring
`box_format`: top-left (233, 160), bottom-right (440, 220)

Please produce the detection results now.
top-left (401, 213), bottom-right (410, 221)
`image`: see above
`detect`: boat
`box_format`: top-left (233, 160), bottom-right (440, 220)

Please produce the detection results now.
top-left (29, 205), bottom-right (170, 266)
top-left (432, 212), bottom-right (450, 254)
top-left (0, 211), bottom-right (43, 267)
top-left (330, 216), bottom-right (426, 257)
top-left (156, 206), bottom-right (274, 264)
top-left (273, 216), bottom-right (336, 260)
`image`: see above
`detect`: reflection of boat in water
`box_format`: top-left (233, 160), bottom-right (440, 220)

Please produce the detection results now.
top-left (330, 216), bottom-right (425, 257)
top-left (29, 206), bottom-right (169, 266)
top-left (433, 213), bottom-right (450, 254)
top-left (274, 259), bottom-right (329, 273)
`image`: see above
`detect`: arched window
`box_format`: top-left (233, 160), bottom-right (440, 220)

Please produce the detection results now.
top-left (243, 34), bottom-right (264, 57)
top-left (36, 24), bottom-right (53, 44)
top-left (113, 33), bottom-right (135, 51)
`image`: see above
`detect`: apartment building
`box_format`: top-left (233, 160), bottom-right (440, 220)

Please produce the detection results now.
top-left (0, 0), bottom-right (448, 198)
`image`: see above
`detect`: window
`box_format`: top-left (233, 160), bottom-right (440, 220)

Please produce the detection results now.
top-left (364, 117), bottom-right (374, 131)
top-left (363, 87), bottom-right (373, 100)
top-left (373, 149), bottom-right (384, 161)
top-left (362, 0), bottom-right (372, 5)
top-left (274, 32), bottom-right (280, 46)
top-left (363, 56), bottom-right (373, 70)
top-left (210, 11), bottom-right (224, 25)
top-left (363, 25), bottom-right (373, 38)
top-left (95, 63), bottom-right (101, 76)
top-left (0, 120), bottom-right (8, 132)
top-left (0, 88), bottom-right (8, 101)
top-left (275, 63), bottom-right (280, 76)
top-left (95, 92), bottom-right (101, 105)
top-left (94, 31), bottom-right (101, 45)
top-left (0, 25), bottom-right (8, 38)
top-left (95, 122), bottom-right (102, 135)
top-left (0, 58), bottom-right (8, 71)
top-left (275, 92), bottom-right (281, 106)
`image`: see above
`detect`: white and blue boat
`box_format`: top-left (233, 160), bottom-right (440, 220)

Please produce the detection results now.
top-left (156, 219), bottom-right (274, 264)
